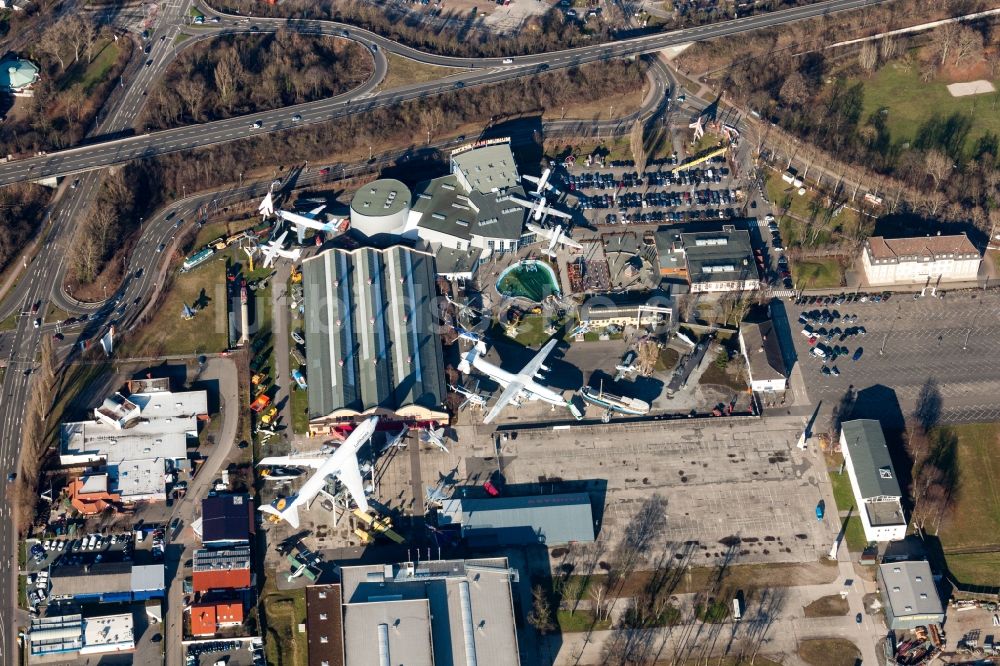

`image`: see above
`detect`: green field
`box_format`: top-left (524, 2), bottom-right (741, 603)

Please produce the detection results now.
top-left (118, 256), bottom-right (229, 357)
top-left (799, 638), bottom-right (860, 666)
top-left (854, 63), bottom-right (1000, 154)
top-left (262, 584), bottom-right (308, 666)
top-left (290, 385), bottom-right (309, 435)
top-left (61, 39), bottom-right (121, 93)
top-left (828, 470), bottom-right (868, 551)
top-left (556, 609), bottom-right (611, 632)
top-left (794, 258), bottom-right (844, 290)
top-left (945, 553), bottom-right (1000, 587)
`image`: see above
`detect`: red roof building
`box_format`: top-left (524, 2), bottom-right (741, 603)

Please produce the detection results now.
top-left (192, 546), bottom-right (252, 593)
top-left (190, 601), bottom-right (244, 636)
top-left (192, 568), bottom-right (251, 593)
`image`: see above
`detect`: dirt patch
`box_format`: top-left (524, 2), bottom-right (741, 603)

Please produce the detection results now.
top-left (799, 638), bottom-right (860, 666)
top-left (802, 594), bottom-right (850, 618)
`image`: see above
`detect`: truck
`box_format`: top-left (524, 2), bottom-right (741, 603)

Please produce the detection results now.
top-left (732, 594), bottom-right (743, 621)
top-left (250, 394), bottom-right (271, 413)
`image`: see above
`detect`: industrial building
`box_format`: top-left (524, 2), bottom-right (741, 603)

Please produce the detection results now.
top-left (49, 563), bottom-right (165, 603)
top-left (27, 613), bottom-right (134, 659)
top-left (876, 560), bottom-right (945, 630)
top-left (59, 378), bottom-right (207, 503)
top-left (190, 601), bottom-right (245, 637)
top-left (332, 558), bottom-right (521, 666)
top-left (861, 234), bottom-right (981, 286)
top-left (739, 317), bottom-right (787, 393)
top-left (306, 584), bottom-right (344, 666)
top-left (302, 245), bottom-right (448, 433)
top-left (839, 420), bottom-right (908, 543)
top-left (192, 545), bottom-right (253, 593)
top-left (349, 178), bottom-right (412, 238)
top-left (578, 292), bottom-right (672, 331)
top-left (196, 494), bottom-right (253, 546)
top-left (439, 493), bottom-right (596, 546)
top-left (656, 229), bottom-right (760, 293)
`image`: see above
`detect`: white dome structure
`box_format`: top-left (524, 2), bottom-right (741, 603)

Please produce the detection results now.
top-left (349, 179), bottom-right (411, 237)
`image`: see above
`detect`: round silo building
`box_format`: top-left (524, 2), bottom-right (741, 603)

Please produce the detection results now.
top-left (349, 179), bottom-right (411, 237)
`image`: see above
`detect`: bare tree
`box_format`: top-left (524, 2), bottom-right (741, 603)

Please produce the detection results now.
top-left (879, 36), bottom-right (897, 62)
top-left (527, 585), bottom-right (555, 635)
top-left (930, 22), bottom-right (961, 67)
top-left (953, 26), bottom-right (984, 67)
top-left (858, 42), bottom-right (878, 75)
top-left (924, 150), bottom-right (951, 189)
top-left (778, 71), bottom-right (809, 107)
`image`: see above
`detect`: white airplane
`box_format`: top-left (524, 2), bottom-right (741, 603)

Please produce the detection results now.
top-left (449, 382), bottom-right (487, 410)
top-left (523, 168), bottom-right (560, 197)
top-left (508, 194), bottom-right (572, 222)
top-left (276, 206), bottom-right (342, 244)
top-left (689, 116), bottom-right (705, 142)
top-left (287, 563), bottom-right (310, 582)
top-left (260, 231), bottom-right (302, 268)
top-left (258, 416), bottom-right (379, 528)
top-left (380, 426), bottom-right (409, 453)
top-left (526, 222), bottom-right (583, 257)
top-left (419, 427), bottom-right (448, 453)
top-left (458, 337), bottom-right (576, 424)
top-left (259, 191), bottom-right (276, 219)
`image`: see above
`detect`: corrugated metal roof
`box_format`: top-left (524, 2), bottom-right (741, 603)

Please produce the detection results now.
top-left (303, 246), bottom-right (446, 420)
top-left (51, 563), bottom-right (132, 598)
top-left (440, 493), bottom-right (595, 545)
top-left (130, 564), bottom-right (165, 592)
top-left (842, 419), bottom-right (902, 499)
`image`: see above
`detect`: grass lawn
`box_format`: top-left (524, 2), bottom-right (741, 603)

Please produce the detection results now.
top-left (698, 353), bottom-right (746, 392)
top-left (60, 39), bottom-right (120, 93)
top-left (290, 385), bottom-right (309, 435)
top-left (189, 5), bottom-right (204, 17)
top-left (935, 422), bottom-right (1000, 551)
top-left (655, 347), bottom-right (679, 372)
top-left (799, 638), bottom-right (860, 666)
top-left (380, 52), bottom-right (460, 91)
top-left (44, 305), bottom-right (71, 325)
top-left (794, 258), bottom-right (844, 290)
top-left (765, 174), bottom-right (863, 250)
top-left (545, 86), bottom-right (646, 121)
top-left (118, 256), bottom-right (229, 357)
top-left (556, 609), bottom-right (611, 632)
top-left (944, 553), bottom-right (1000, 587)
top-left (828, 471), bottom-right (868, 551)
top-left (802, 594), bottom-right (849, 618)
top-left (0, 311), bottom-right (17, 331)
top-left (828, 470), bottom-right (855, 512)
top-left (853, 62), bottom-right (1000, 154)
top-left (261, 582), bottom-right (308, 666)
top-left (546, 136), bottom-right (634, 164)
top-left (173, 33), bottom-right (191, 46)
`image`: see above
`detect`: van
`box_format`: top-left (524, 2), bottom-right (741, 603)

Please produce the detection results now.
top-left (502, 58), bottom-right (513, 64)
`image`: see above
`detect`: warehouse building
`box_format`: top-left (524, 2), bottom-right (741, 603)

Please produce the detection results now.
top-left (877, 560), bottom-right (945, 630)
top-left (336, 558), bottom-right (520, 666)
top-left (656, 229), bottom-right (760, 293)
top-left (739, 317), bottom-right (787, 393)
top-left (862, 233), bottom-right (981, 286)
top-left (59, 378), bottom-right (207, 503)
top-left (306, 584), bottom-right (344, 666)
top-left (840, 420), bottom-right (908, 543)
top-left (439, 493), bottom-right (596, 546)
top-left (27, 613), bottom-right (135, 659)
top-left (49, 563), bottom-right (165, 603)
top-left (302, 245), bottom-right (448, 433)
top-left (192, 545), bottom-right (253, 593)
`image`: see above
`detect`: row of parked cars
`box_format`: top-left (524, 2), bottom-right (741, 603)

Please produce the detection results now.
top-left (564, 165), bottom-right (730, 192)
top-left (793, 292), bottom-right (893, 306)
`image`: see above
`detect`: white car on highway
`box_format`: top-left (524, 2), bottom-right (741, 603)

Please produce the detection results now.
top-left (250, 120), bottom-right (263, 130)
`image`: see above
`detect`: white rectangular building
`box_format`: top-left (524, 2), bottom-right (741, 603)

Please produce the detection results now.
top-left (840, 420), bottom-right (908, 543)
top-left (739, 318), bottom-right (787, 393)
top-left (862, 234), bottom-right (981, 286)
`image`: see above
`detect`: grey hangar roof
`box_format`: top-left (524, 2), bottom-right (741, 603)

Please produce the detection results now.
top-left (439, 492), bottom-right (596, 546)
top-left (842, 419), bottom-right (902, 499)
top-left (411, 175), bottom-right (526, 242)
top-left (681, 230), bottom-right (756, 284)
top-left (302, 246), bottom-right (447, 419)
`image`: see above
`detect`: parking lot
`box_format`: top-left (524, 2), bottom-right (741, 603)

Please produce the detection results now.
top-left (453, 415), bottom-right (832, 567)
top-left (783, 290), bottom-right (1000, 425)
top-left (556, 159), bottom-right (745, 225)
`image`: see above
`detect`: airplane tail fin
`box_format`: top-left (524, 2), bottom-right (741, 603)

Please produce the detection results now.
top-left (259, 496), bottom-right (300, 529)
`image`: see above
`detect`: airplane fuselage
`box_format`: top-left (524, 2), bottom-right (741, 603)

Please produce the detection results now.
top-left (470, 354), bottom-right (565, 407)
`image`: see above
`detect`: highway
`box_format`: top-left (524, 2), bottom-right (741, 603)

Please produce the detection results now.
top-left (0, 0), bottom-right (888, 186)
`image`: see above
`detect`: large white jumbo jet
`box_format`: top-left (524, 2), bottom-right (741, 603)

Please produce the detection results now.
top-left (260, 231), bottom-right (302, 268)
top-left (277, 206), bottom-right (342, 244)
top-left (458, 337), bottom-right (576, 424)
top-left (258, 416), bottom-right (379, 528)
top-left (525, 222), bottom-right (582, 257)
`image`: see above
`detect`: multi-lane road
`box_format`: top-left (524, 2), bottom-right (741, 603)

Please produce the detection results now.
top-left (0, 0), bottom-right (888, 186)
top-left (0, 0), bottom-right (888, 661)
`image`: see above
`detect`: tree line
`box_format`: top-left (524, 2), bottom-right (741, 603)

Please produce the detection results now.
top-left (0, 183), bottom-right (51, 273)
top-left (141, 31), bottom-right (373, 131)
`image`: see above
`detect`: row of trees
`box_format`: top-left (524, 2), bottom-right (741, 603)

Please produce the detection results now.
top-left (141, 31), bottom-right (373, 130)
top-left (0, 14), bottom-right (131, 157)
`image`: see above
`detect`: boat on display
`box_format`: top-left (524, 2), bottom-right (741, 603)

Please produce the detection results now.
top-left (579, 384), bottom-right (650, 416)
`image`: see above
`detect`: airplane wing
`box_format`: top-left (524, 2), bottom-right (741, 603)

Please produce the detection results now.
top-left (556, 233), bottom-right (583, 250)
top-left (262, 246), bottom-right (277, 268)
top-left (295, 223), bottom-right (306, 244)
top-left (525, 222), bottom-right (549, 237)
top-left (307, 205), bottom-right (326, 217)
top-left (258, 456), bottom-right (326, 469)
top-left (541, 205), bottom-right (572, 220)
top-left (483, 379), bottom-right (524, 424)
top-left (522, 338), bottom-right (558, 378)
top-left (334, 453), bottom-right (368, 513)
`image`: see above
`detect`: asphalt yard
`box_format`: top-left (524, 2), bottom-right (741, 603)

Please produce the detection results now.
top-left (452, 415), bottom-right (832, 568)
top-left (782, 290), bottom-right (1000, 426)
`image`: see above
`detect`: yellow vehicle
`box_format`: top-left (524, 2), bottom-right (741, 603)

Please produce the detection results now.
top-left (290, 268), bottom-right (302, 284)
top-left (251, 372), bottom-right (265, 386)
top-left (261, 406), bottom-right (279, 425)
